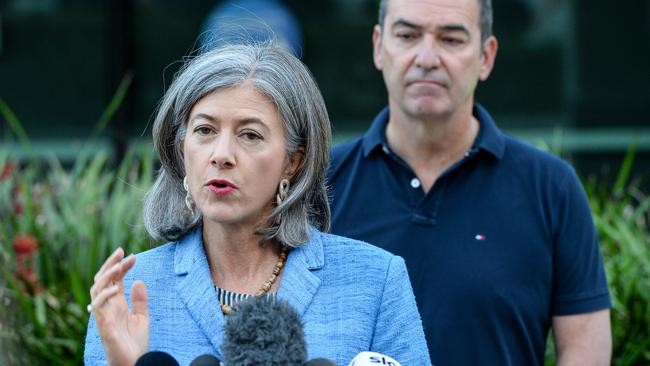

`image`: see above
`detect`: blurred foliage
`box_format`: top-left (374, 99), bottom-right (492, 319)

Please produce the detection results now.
top-left (0, 148), bottom-right (156, 365)
top-left (544, 146), bottom-right (650, 366)
top-left (0, 74), bottom-right (157, 365)
top-left (588, 147), bottom-right (650, 365)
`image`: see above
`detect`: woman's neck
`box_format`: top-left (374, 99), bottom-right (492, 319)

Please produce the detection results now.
top-left (201, 220), bottom-right (282, 294)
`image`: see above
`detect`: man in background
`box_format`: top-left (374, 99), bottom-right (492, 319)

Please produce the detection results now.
top-left (327, 0), bottom-right (612, 364)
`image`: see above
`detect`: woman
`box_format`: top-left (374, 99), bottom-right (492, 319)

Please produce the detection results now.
top-left (84, 43), bottom-right (430, 366)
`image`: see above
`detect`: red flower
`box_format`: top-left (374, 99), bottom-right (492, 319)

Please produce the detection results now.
top-left (0, 162), bottom-right (13, 180)
top-left (12, 235), bottom-right (38, 254)
top-left (12, 235), bottom-right (41, 294)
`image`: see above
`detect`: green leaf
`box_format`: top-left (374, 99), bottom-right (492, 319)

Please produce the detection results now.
top-left (34, 294), bottom-right (47, 329)
top-left (613, 145), bottom-right (637, 197)
top-left (90, 71), bottom-right (135, 140)
top-left (0, 99), bottom-right (35, 162)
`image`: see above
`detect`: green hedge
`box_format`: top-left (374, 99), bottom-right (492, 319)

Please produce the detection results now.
top-left (0, 149), bottom-right (156, 365)
top-left (587, 149), bottom-right (650, 364)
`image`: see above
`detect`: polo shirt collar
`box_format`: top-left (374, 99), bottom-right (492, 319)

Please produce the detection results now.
top-left (473, 103), bottom-right (506, 159)
top-left (361, 107), bottom-right (390, 157)
top-left (361, 103), bottom-right (505, 160)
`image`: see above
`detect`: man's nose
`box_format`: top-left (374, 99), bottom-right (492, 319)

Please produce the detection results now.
top-left (210, 134), bottom-right (236, 168)
top-left (414, 38), bottom-right (441, 70)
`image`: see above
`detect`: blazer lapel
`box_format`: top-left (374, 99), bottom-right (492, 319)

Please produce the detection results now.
top-left (278, 228), bottom-right (324, 316)
top-left (174, 229), bottom-right (226, 356)
top-left (171, 227), bottom-right (325, 353)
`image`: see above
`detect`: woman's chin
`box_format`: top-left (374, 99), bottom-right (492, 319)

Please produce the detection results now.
top-left (202, 213), bottom-right (241, 225)
top-left (198, 200), bottom-right (274, 228)
top-left (201, 210), bottom-right (265, 228)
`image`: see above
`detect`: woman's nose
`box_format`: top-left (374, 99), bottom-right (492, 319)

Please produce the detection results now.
top-left (210, 135), bottom-right (236, 168)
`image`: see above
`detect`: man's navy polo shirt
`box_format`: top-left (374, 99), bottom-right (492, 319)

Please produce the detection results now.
top-left (327, 104), bottom-right (611, 366)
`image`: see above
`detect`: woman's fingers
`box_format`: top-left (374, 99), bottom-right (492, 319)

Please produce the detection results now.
top-left (120, 254), bottom-right (136, 277)
top-left (94, 247), bottom-right (125, 282)
top-left (114, 254), bottom-right (136, 292)
top-left (91, 257), bottom-right (125, 298)
top-left (90, 283), bottom-right (120, 314)
top-left (91, 254), bottom-right (136, 299)
top-left (131, 280), bottom-right (149, 317)
top-left (90, 251), bottom-right (147, 366)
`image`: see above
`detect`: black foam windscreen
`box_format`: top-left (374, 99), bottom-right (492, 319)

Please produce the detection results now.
top-left (221, 297), bottom-right (307, 366)
top-left (306, 358), bottom-right (339, 365)
top-left (190, 354), bottom-right (223, 365)
top-left (134, 351), bottom-right (180, 366)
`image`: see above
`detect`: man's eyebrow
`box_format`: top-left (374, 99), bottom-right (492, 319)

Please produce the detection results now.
top-left (391, 19), bottom-right (471, 37)
top-left (437, 24), bottom-right (471, 37)
top-left (391, 18), bottom-right (423, 30)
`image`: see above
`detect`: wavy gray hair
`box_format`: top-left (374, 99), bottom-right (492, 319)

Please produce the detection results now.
top-left (143, 43), bottom-right (331, 247)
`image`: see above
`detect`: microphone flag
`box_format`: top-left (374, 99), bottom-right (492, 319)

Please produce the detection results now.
top-left (347, 351), bottom-right (402, 366)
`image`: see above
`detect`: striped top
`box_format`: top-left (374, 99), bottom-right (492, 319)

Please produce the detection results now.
top-left (215, 286), bottom-right (275, 308)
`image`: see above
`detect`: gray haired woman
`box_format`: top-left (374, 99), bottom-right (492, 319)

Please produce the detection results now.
top-left (84, 44), bottom-right (430, 366)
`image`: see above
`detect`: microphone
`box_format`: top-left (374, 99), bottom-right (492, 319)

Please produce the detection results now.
top-left (134, 351), bottom-right (180, 366)
top-left (221, 297), bottom-right (307, 366)
top-left (347, 352), bottom-right (402, 366)
top-left (135, 351), bottom-right (224, 366)
top-left (190, 354), bottom-right (223, 365)
top-left (306, 358), bottom-right (339, 365)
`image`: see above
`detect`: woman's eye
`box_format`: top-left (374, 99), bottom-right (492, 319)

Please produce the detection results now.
top-left (241, 131), bottom-right (262, 141)
top-left (195, 126), bottom-right (212, 135)
top-left (194, 127), bottom-right (210, 135)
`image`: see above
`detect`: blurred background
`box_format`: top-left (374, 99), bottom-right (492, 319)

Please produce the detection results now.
top-left (0, 0), bottom-right (649, 183)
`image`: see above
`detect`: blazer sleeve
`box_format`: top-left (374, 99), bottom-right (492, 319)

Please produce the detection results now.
top-left (370, 255), bottom-right (432, 365)
top-left (84, 313), bottom-right (108, 365)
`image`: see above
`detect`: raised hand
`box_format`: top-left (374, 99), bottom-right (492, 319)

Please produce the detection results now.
top-left (90, 247), bottom-right (150, 366)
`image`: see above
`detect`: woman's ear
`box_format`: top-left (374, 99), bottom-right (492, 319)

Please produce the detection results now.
top-left (284, 146), bottom-right (305, 179)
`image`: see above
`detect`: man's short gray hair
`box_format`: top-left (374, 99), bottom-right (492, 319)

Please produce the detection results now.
top-left (143, 43), bottom-right (331, 247)
top-left (378, 0), bottom-right (493, 44)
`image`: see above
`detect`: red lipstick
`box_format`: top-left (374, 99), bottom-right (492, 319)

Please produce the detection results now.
top-left (206, 179), bottom-right (237, 196)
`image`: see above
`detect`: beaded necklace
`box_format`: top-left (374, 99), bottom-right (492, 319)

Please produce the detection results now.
top-left (219, 246), bottom-right (288, 315)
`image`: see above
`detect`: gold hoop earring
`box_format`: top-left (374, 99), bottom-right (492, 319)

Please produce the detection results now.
top-left (276, 179), bottom-right (290, 206)
top-left (183, 176), bottom-right (195, 213)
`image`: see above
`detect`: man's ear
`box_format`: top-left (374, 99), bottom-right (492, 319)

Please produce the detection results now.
top-left (479, 36), bottom-right (498, 81)
top-left (372, 24), bottom-right (384, 71)
top-left (284, 146), bottom-right (305, 179)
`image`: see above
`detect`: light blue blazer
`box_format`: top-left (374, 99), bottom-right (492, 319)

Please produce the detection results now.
top-left (84, 228), bottom-right (431, 365)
